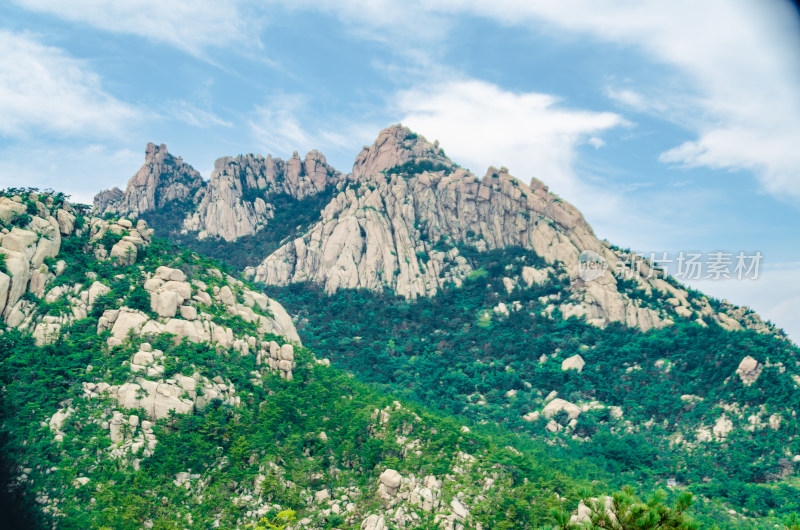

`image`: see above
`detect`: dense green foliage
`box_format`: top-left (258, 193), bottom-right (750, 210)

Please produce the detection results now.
top-left (0, 210), bottom-right (639, 528)
top-left (263, 246), bottom-right (800, 525)
top-left (385, 159), bottom-right (452, 177)
top-left (141, 188), bottom-right (336, 270)
top-left (3, 187), bottom-right (797, 527)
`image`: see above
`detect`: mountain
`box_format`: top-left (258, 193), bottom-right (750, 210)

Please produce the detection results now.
top-left (85, 126), bottom-right (800, 526)
top-left (97, 126), bottom-right (774, 337)
top-left (95, 142), bottom-right (204, 218)
top-left (3, 189), bottom-right (650, 529)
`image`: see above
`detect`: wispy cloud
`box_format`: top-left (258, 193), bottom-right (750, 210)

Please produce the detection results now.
top-left (267, 1), bottom-right (800, 201)
top-left (0, 30), bottom-right (139, 138)
top-left (165, 100), bottom-right (233, 129)
top-left (13, 0), bottom-right (265, 58)
top-left (247, 94), bottom-right (378, 165)
top-left (248, 95), bottom-right (314, 156)
top-left (440, 0), bottom-right (800, 201)
top-left (396, 79), bottom-right (625, 199)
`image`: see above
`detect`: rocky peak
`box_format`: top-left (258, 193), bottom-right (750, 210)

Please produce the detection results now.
top-left (247, 125), bottom-right (777, 337)
top-left (94, 143), bottom-right (203, 217)
top-left (351, 125), bottom-right (455, 184)
top-left (183, 149), bottom-right (343, 241)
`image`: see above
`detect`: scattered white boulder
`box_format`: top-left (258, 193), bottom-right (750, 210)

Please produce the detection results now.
top-left (378, 469), bottom-right (403, 499)
top-left (736, 356), bottom-right (762, 386)
top-left (561, 354), bottom-right (585, 372)
top-left (542, 398), bottom-right (581, 420)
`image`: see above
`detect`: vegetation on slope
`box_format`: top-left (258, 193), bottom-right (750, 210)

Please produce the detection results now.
top-left (140, 188), bottom-right (337, 270)
top-left (263, 246), bottom-right (800, 527)
top-left (2, 190), bottom-right (691, 529)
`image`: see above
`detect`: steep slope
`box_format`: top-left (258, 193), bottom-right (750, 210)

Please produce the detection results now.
top-left (248, 125), bottom-right (774, 336)
top-left (1, 189), bottom-right (643, 529)
top-left (96, 145), bottom-right (344, 244)
top-left (94, 127), bottom-right (775, 337)
top-left (267, 249), bottom-right (800, 525)
top-left (95, 143), bottom-right (204, 217)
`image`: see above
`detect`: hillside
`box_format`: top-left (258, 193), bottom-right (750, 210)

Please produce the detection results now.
top-left (98, 126), bottom-right (776, 336)
top-left (1, 189), bottom-right (699, 529)
top-left (89, 126), bottom-right (800, 526)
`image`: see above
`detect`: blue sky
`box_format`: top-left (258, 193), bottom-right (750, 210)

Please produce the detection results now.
top-left (1, 0), bottom-right (799, 340)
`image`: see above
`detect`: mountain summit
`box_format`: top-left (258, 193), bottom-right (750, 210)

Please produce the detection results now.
top-left (95, 126), bottom-right (775, 336)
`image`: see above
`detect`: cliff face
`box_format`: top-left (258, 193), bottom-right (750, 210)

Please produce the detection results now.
top-left (95, 146), bottom-right (343, 242)
top-left (245, 126), bottom-right (772, 335)
top-left (94, 143), bottom-right (203, 217)
top-left (92, 126), bottom-right (775, 336)
top-left (183, 150), bottom-right (342, 241)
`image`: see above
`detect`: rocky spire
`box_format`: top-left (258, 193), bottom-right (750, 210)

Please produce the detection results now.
top-left (246, 125), bottom-right (774, 336)
top-left (182, 149), bottom-right (344, 241)
top-left (94, 143), bottom-right (204, 217)
top-left (351, 124), bottom-right (456, 184)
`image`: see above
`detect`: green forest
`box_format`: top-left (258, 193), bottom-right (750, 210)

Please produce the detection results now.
top-left (262, 246), bottom-right (800, 526)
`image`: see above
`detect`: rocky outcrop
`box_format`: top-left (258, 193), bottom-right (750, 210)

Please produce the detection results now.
top-left (736, 356), bottom-right (762, 386)
top-left (95, 143), bottom-right (343, 243)
top-left (95, 143), bottom-right (203, 217)
top-left (542, 398), bottom-right (582, 420)
top-left (88, 127), bottom-right (779, 337)
top-left (183, 150), bottom-right (343, 241)
top-left (561, 355), bottom-right (586, 372)
top-left (246, 125), bottom-right (775, 335)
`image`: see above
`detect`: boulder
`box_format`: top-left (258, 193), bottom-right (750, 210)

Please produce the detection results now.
top-left (0, 272), bottom-right (10, 315)
top-left (161, 280), bottom-right (192, 301)
top-left (88, 281), bottom-right (111, 307)
top-left (1, 228), bottom-right (38, 253)
top-left (561, 354), bottom-right (586, 372)
top-left (108, 311), bottom-right (148, 345)
top-left (151, 290), bottom-right (179, 318)
top-left (0, 197), bottom-right (27, 223)
top-left (523, 411), bottom-right (540, 422)
top-left (361, 515), bottom-right (386, 530)
top-left (314, 489), bottom-right (331, 504)
top-left (542, 398), bottom-right (581, 420)
top-left (379, 468), bottom-right (402, 497)
top-left (736, 356), bottom-right (762, 386)
top-left (217, 285), bottom-right (235, 306)
top-left (155, 266), bottom-right (186, 282)
top-left (451, 498), bottom-right (469, 520)
top-left (110, 240), bottom-right (137, 265)
top-left (179, 305), bottom-right (197, 320)
top-left (56, 209), bottom-right (75, 235)
top-left (521, 266), bottom-right (549, 287)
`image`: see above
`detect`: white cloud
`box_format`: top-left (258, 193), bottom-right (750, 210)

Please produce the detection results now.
top-left (248, 95), bottom-right (314, 156)
top-left (396, 79), bottom-right (625, 200)
top-left (14, 0), bottom-right (263, 57)
top-left (283, 0), bottom-right (800, 200)
top-left (247, 95), bottom-right (378, 167)
top-left (435, 0), bottom-right (800, 200)
top-left (605, 88), bottom-right (661, 113)
top-left (165, 100), bottom-right (233, 129)
top-left (0, 30), bottom-right (138, 138)
top-left (588, 137), bottom-right (605, 149)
